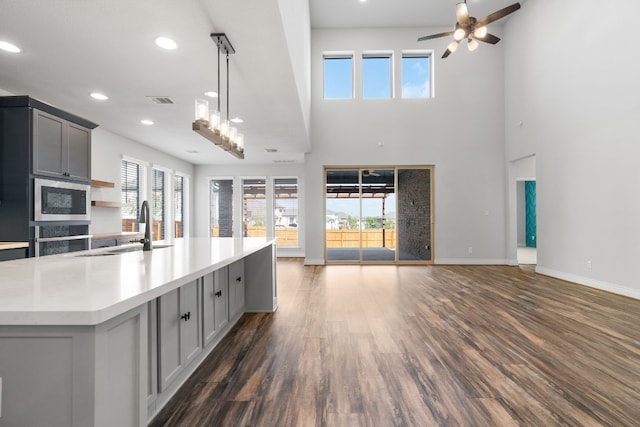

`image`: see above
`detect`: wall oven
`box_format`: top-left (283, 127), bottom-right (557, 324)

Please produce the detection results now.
top-left (33, 178), bottom-right (91, 256)
top-left (34, 178), bottom-right (90, 221)
top-left (34, 224), bottom-right (91, 257)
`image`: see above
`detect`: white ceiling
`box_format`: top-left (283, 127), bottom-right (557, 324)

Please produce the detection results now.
top-left (0, 0), bottom-right (521, 165)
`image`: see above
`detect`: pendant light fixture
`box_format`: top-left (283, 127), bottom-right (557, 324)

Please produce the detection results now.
top-left (192, 33), bottom-right (244, 159)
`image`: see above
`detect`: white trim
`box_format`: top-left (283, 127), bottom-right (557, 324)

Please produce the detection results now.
top-left (304, 258), bottom-right (325, 266)
top-left (535, 267), bottom-right (640, 301)
top-left (121, 154), bottom-right (150, 167)
top-left (435, 258), bottom-right (509, 265)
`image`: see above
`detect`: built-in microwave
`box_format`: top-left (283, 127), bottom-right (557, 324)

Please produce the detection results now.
top-left (34, 178), bottom-right (91, 222)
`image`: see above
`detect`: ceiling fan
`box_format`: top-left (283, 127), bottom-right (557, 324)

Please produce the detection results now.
top-left (418, 1), bottom-right (521, 58)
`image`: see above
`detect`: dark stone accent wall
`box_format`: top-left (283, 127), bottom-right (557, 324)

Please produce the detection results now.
top-left (398, 169), bottom-right (431, 260)
top-left (217, 181), bottom-right (233, 237)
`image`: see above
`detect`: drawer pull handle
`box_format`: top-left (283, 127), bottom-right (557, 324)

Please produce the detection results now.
top-left (181, 312), bottom-right (191, 321)
top-left (215, 290), bottom-right (222, 298)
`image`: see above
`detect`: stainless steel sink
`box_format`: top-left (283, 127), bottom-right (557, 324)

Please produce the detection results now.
top-left (76, 253), bottom-right (118, 257)
top-left (107, 244), bottom-right (173, 254)
top-left (76, 244), bottom-right (173, 257)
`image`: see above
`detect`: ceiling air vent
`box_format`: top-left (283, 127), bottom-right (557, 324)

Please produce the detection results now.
top-left (265, 148), bottom-right (278, 153)
top-left (147, 96), bottom-right (175, 105)
top-left (273, 159), bottom-right (295, 164)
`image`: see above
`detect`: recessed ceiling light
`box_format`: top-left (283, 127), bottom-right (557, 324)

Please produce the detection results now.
top-left (155, 37), bottom-right (177, 50)
top-left (141, 119), bottom-right (154, 125)
top-left (0, 41), bottom-right (21, 53)
top-left (204, 91), bottom-right (218, 98)
top-left (90, 92), bottom-right (108, 100)
top-left (230, 117), bottom-right (243, 123)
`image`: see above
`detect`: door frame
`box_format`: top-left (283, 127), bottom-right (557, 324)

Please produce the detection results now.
top-left (323, 165), bottom-right (435, 265)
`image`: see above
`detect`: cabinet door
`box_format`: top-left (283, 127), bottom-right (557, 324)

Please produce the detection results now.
top-left (91, 238), bottom-right (117, 249)
top-left (33, 110), bottom-right (65, 178)
top-left (157, 280), bottom-right (202, 392)
top-left (214, 268), bottom-right (229, 333)
top-left (66, 123), bottom-right (91, 181)
top-left (180, 280), bottom-right (202, 367)
top-left (229, 259), bottom-right (245, 317)
top-left (157, 288), bottom-right (181, 391)
top-left (202, 273), bottom-right (215, 346)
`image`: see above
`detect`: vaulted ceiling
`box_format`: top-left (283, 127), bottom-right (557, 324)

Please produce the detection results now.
top-left (0, 0), bottom-right (520, 165)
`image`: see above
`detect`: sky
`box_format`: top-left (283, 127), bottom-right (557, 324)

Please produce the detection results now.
top-left (324, 55), bottom-right (430, 99)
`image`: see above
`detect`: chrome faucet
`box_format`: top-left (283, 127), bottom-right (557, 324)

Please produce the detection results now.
top-left (138, 200), bottom-right (152, 251)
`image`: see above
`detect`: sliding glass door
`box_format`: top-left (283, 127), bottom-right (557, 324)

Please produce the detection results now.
top-left (325, 166), bottom-right (433, 264)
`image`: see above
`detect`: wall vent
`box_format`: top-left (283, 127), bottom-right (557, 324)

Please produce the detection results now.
top-left (147, 96), bottom-right (175, 105)
top-left (265, 148), bottom-right (278, 153)
top-left (273, 159), bottom-right (295, 163)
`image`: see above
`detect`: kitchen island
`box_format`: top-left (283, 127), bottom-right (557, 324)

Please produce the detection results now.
top-left (0, 237), bottom-right (277, 426)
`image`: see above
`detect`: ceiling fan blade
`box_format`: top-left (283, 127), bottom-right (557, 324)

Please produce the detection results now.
top-left (442, 49), bottom-right (454, 59)
top-left (473, 32), bottom-right (501, 44)
top-left (418, 31), bottom-right (453, 42)
top-left (476, 3), bottom-right (521, 27)
top-left (455, 2), bottom-right (470, 26)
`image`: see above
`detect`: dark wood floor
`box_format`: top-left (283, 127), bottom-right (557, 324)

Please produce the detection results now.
top-left (150, 260), bottom-right (640, 426)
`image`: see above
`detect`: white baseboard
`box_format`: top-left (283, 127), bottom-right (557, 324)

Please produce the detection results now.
top-left (303, 258), bottom-right (325, 266)
top-left (435, 258), bottom-right (509, 265)
top-left (535, 267), bottom-right (640, 300)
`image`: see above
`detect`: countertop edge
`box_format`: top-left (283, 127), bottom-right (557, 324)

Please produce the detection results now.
top-left (0, 237), bottom-right (276, 326)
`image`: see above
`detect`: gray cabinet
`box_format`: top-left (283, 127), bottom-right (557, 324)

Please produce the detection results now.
top-left (0, 247), bottom-right (28, 261)
top-left (157, 279), bottom-right (202, 392)
top-left (202, 269), bottom-right (229, 347)
top-left (91, 237), bottom-right (118, 249)
top-left (228, 259), bottom-right (245, 318)
top-left (33, 109), bottom-right (91, 181)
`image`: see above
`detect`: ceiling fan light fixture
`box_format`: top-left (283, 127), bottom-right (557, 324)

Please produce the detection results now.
top-left (474, 26), bottom-right (488, 38)
top-left (447, 41), bottom-right (459, 53)
top-left (453, 27), bottom-right (466, 41)
top-left (455, 2), bottom-right (469, 23)
top-left (468, 38), bottom-right (479, 51)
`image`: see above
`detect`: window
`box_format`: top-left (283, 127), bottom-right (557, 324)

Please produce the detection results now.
top-left (210, 179), bottom-right (234, 237)
top-left (402, 53), bottom-right (431, 98)
top-left (121, 159), bottom-right (141, 232)
top-left (274, 178), bottom-right (299, 247)
top-left (174, 175), bottom-right (184, 238)
top-left (362, 54), bottom-right (392, 99)
top-left (242, 178), bottom-right (266, 237)
top-left (152, 168), bottom-right (165, 241)
top-left (323, 55), bottom-right (353, 99)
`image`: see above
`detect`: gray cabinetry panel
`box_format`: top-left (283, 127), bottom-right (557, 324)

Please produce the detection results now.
top-left (158, 288), bottom-right (181, 391)
top-left (67, 123), bottom-right (91, 181)
top-left (33, 110), bottom-right (65, 177)
top-left (202, 269), bottom-right (229, 347)
top-left (229, 258), bottom-right (245, 317)
top-left (157, 280), bottom-right (202, 392)
top-left (33, 108), bottom-right (91, 181)
top-left (181, 280), bottom-right (202, 367)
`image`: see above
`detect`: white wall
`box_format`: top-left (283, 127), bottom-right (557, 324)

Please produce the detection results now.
top-left (504, 1), bottom-right (640, 298)
top-left (91, 128), bottom-right (195, 236)
top-left (306, 27), bottom-right (508, 264)
top-left (194, 163), bottom-right (305, 255)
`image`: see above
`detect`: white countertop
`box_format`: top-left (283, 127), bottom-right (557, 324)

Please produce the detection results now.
top-left (0, 237), bottom-right (275, 326)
